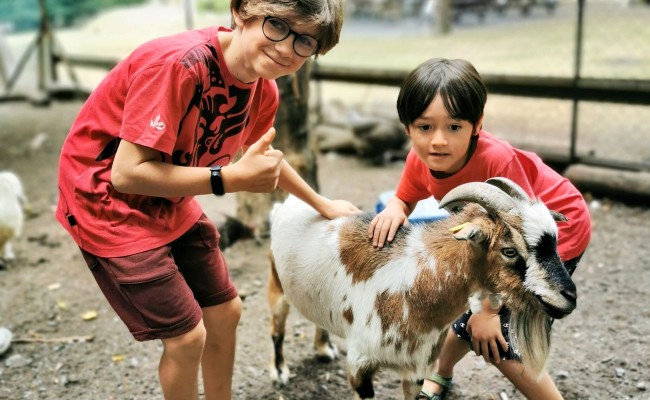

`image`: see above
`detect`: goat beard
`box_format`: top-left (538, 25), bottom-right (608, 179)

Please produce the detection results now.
top-left (508, 307), bottom-right (552, 378)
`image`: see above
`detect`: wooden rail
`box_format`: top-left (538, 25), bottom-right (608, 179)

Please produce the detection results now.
top-left (62, 54), bottom-right (120, 71)
top-left (312, 64), bottom-right (650, 106)
top-left (53, 59), bottom-right (650, 106)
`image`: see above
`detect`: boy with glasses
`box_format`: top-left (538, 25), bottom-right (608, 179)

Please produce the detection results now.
top-left (56, 1), bottom-right (354, 399)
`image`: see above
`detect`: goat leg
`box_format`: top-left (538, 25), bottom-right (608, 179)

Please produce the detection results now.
top-left (314, 326), bottom-right (338, 362)
top-left (268, 255), bottom-right (291, 386)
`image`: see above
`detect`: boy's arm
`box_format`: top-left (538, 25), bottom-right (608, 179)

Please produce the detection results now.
top-left (112, 140), bottom-right (213, 197)
top-left (112, 129), bottom-right (283, 197)
top-left (277, 158), bottom-right (359, 219)
top-left (368, 196), bottom-right (416, 248)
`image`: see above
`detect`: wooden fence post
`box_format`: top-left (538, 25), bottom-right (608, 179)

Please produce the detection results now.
top-left (235, 60), bottom-right (318, 238)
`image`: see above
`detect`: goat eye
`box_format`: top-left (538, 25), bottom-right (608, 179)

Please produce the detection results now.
top-left (502, 248), bottom-right (518, 258)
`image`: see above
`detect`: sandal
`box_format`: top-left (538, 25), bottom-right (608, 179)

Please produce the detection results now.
top-left (415, 373), bottom-right (453, 400)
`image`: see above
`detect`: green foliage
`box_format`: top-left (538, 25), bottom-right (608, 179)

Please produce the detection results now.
top-left (0, 0), bottom-right (147, 31)
top-left (197, 0), bottom-right (230, 12)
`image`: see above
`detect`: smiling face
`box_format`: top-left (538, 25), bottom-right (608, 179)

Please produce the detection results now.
top-left (229, 13), bottom-right (320, 82)
top-left (405, 96), bottom-right (481, 176)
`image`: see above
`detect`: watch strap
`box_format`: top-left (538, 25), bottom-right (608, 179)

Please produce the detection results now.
top-left (210, 165), bottom-right (225, 196)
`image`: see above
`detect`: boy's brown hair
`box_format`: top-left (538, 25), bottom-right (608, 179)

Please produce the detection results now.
top-left (230, 0), bottom-right (344, 55)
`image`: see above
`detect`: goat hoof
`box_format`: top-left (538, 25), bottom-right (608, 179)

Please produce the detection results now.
top-left (315, 342), bottom-right (338, 362)
top-left (269, 363), bottom-right (290, 386)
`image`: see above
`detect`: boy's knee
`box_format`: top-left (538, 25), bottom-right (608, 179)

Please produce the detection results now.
top-left (187, 321), bottom-right (208, 344)
top-left (164, 321), bottom-right (207, 358)
top-left (229, 296), bottom-right (243, 322)
top-left (203, 296), bottom-right (243, 332)
top-left (219, 296), bottom-right (243, 325)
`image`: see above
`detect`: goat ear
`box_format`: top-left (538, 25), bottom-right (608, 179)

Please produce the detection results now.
top-left (451, 223), bottom-right (486, 244)
top-left (550, 210), bottom-right (569, 222)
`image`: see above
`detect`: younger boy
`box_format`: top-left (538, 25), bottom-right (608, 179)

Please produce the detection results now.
top-left (369, 58), bottom-right (591, 400)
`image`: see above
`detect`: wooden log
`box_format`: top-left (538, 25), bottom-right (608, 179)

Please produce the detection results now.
top-left (564, 164), bottom-right (650, 204)
top-left (313, 124), bottom-right (360, 153)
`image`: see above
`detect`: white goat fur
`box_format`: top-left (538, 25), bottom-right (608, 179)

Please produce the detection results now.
top-left (269, 182), bottom-right (576, 399)
top-left (0, 171), bottom-right (25, 261)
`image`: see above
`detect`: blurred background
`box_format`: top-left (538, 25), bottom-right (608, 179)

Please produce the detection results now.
top-left (0, 4), bottom-right (649, 398)
top-left (1, 0), bottom-right (649, 173)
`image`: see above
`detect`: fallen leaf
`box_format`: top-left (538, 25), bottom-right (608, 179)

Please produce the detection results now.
top-left (81, 310), bottom-right (98, 321)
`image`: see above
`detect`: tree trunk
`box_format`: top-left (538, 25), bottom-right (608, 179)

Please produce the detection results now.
top-left (236, 60), bottom-right (319, 238)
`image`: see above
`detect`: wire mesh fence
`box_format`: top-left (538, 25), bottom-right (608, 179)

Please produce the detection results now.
top-left (314, 0), bottom-right (650, 170)
top-left (0, 0), bottom-right (648, 169)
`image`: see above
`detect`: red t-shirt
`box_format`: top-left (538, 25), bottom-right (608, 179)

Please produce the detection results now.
top-left (56, 26), bottom-right (278, 257)
top-left (396, 131), bottom-right (591, 261)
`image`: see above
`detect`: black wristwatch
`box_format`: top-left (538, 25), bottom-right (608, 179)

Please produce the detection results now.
top-left (210, 165), bottom-right (225, 196)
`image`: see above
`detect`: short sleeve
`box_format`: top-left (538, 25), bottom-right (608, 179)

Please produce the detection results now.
top-left (395, 149), bottom-right (431, 203)
top-left (120, 61), bottom-right (196, 155)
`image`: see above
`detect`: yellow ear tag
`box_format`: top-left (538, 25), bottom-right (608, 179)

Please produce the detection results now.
top-left (449, 222), bottom-right (469, 233)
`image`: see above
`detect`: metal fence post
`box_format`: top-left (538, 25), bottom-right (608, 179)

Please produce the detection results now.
top-left (570, 0), bottom-right (586, 164)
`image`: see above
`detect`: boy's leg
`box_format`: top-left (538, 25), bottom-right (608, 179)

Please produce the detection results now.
top-left (495, 360), bottom-right (563, 400)
top-left (160, 321), bottom-right (207, 399)
top-left (201, 297), bottom-right (242, 400)
top-left (170, 214), bottom-right (241, 399)
top-left (79, 213), bottom-right (240, 399)
top-left (80, 244), bottom-right (207, 399)
top-left (420, 327), bottom-right (471, 395)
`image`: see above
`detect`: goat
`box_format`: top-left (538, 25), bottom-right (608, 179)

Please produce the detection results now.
top-left (0, 171), bottom-right (26, 266)
top-left (268, 178), bottom-right (577, 399)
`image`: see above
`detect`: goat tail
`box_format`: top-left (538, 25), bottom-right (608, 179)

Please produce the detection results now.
top-left (509, 308), bottom-right (552, 378)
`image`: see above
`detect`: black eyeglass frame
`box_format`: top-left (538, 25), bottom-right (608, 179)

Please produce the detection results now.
top-left (262, 16), bottom-right (320, 57)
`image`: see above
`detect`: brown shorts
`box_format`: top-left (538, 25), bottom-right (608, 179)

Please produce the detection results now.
top-left (80, 214), bottom-right (238, 341)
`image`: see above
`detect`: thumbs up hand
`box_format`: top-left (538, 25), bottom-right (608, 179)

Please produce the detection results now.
top-left (224, 128), bottom-right (284, 193)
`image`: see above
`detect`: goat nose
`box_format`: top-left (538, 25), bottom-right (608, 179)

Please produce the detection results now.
top-left (561, 288), bottom-right (577, 306)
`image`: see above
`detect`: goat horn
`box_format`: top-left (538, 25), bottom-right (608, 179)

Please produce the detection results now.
top-left (485, 177), bottom-right (532, 202)
top-left (439, 182), bottom-right (519, 217)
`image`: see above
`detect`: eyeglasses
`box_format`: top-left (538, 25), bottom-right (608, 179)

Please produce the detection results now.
top-left (262, 16), bottom-right (320, 58)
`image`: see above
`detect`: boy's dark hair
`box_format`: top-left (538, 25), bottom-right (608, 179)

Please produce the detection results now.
top-left (397, 58), bottom-right (487, 132)
top-left (231, 0), bottom-right (344, 55)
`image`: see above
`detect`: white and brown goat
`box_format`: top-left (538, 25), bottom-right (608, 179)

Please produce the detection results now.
top-left (268, 178), bottom-right (577, 399)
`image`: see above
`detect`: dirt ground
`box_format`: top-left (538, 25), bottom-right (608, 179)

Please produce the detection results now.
top-left (0, 98), bottom-right (649, 400)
